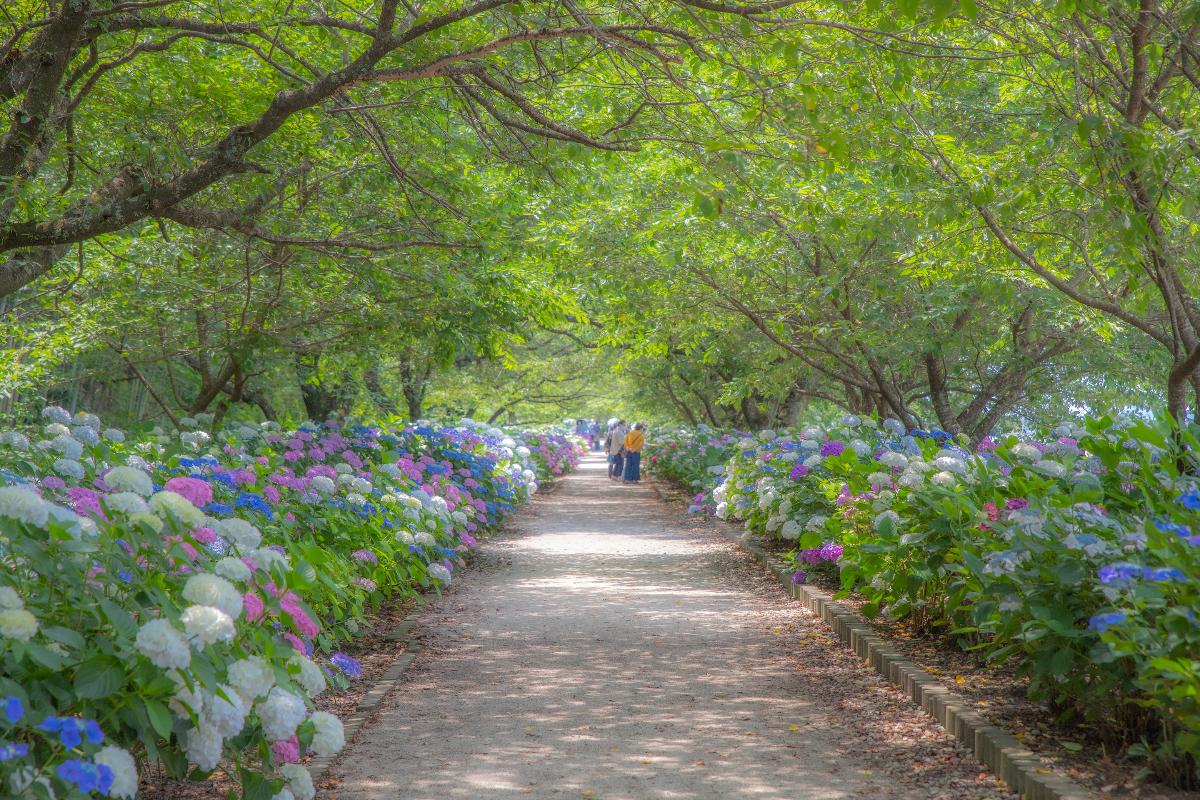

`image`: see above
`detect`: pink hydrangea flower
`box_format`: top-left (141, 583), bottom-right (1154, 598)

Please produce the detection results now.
top-left (164, 477), bottom-right (213, 507)
top-left (272, 736), bottom-right (300, 764)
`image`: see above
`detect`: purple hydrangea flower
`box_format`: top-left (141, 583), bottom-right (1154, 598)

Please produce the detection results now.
top-left (330, 652), bottom-right (362, 679)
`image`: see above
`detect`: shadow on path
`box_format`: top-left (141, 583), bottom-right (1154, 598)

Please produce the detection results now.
top-left (320, 454), bottom-right (1013, 800)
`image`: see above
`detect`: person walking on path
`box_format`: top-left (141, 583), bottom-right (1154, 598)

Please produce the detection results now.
top-left (622, 423), bottom-right (645, 483)
top-left (606, 419), bottom-right (628, 481)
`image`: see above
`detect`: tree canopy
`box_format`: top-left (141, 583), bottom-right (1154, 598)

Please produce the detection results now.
top-left (2, 0), bottom-right (1197, 433)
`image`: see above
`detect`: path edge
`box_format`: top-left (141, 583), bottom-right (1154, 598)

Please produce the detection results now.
top-left (652, 482), bottom-right (1095, 800)
top-left (307, 603), bottom-right (426, 783)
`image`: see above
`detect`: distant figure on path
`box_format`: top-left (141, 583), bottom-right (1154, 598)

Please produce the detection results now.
top-left (588, 420), bottom-right (601, 450)
top-left (622, 423), bottom-right (646, 483)
top-left (607, 419), bottom-right (628, 481)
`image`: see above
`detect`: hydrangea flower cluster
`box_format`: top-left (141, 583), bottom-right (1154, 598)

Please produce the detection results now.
top-left (648, 413), bottom-right (1200, 781)
top-left (0, 405), bottom-right (580, 798)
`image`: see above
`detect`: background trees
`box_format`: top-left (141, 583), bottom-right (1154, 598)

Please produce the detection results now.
top-left (0, 0), bottom-right (1192, 432)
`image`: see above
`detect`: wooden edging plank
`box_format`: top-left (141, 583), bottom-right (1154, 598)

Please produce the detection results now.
top-left (652, 482), bottom-right (1094, 800)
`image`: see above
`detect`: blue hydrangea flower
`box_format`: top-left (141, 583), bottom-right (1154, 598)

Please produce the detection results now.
top-left (1088, 611), bottom-right (1127, 632)
top-left (3, 696), bottom-right (23, 724)
top-left (56, 759), bottom-right (114, 794)
top-left (37, 716), bottom-right (103, 748)
top-left (330, 652), bottom-right (362, 679)
top-left (1175, 488), bottom-right (1200, 510)
top-left (0, 742), bottom-right (28, 761)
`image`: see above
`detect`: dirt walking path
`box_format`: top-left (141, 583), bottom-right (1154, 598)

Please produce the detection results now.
top-left (320, 454), bottom-right (1015, 800)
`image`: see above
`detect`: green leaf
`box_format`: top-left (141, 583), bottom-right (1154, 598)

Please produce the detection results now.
top-left (74, 658), bottom-right (126, 699)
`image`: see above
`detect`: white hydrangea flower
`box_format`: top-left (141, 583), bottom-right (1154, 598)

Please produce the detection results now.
top-left (334, 463), bottom-right (353, 475)
top-left (228, 656), bottom-right (275, 701)
top-left (346, 493), bottom-right (367, 506)
top-left (758, 429), bottom-right (777, 441)
top-left (933, 456), bottom-right (967, 476)
top-left (53, 458), bottom-right (85, 481)
top-left (907, 458), bottom-right (931, 473)
top-left (150, 491), bottom-right (207, 528)
top-left (878, 451), bottom-right (908, 469)
top-left (802, 454), bottom-right (822, 468)
top-left (715, 502), bottom-right (729, 519)
top-left (104, 492), bottom-right (149, 515)
top-left (804, 515), bottom-right (828, 532)
top-left (180, 431), bottom-right (211, 449)
top-left (128, 511), bottom-right (165, 532)
top-left (428, 563), bottom-right (452, 584)
top-left (308, 711), bottom-right (345, 756)
top-left (850, 439), bottom-right (872, 457)
top-left (183, 574), bottom-right (243, 619)
top-left (136, 619), bottom-right (191, 669)
top-left (204, 685), bottom-right (247, 738)
top-left (219, 519), bottom-right (262, 550)
top-left (0, 431), bottom-right (30, 450)
top-left (414, 532), bottom-right (436, 547)
top-left (71, 426), bottom-right (99, 446)
top-left (105, 466), bottom-right (154, 496)
top-left (1009, 443), bottom-right (1041, 461)
top-left (41, 406), bottom-right (72, 425)
top-left (780, 519), bottom-right (801, 540)
top-left (74, 412), bottom-right (101, 430)
top-left (257, 687), bottom-right (306, 741)
top-left (273, 789), bottom-right (296, 800)
top-left (874, 510), bottom-right (901, 532)
top-left (44, 423), bottom-right (70, 438)
top-left (0, 587), bottom-right (21, 609)
top-left (395, 531), bottom-right (415, 546)
top-left (102, 428), bottom-right (126, 443)
top-left (280, 763), bottom-right (315, 800)
top-left (765, 515), bottom-right (783, 533)
top-left (185, 724), bottom-right (223, 771)
top-left (250, 547), bottom-right (289, 572)
top-left (95, 745), bottom-right (138, 799)
top-left (180, 605), bottom-right (235, 647)
top-left (169, 673), bottom-right (204, 718)
top-left (214, 557), bottom-right (251, 583)
top-left (0, 608), bottom-right (38, 641)
top-left (308, 476), bottom-right (335, 496)
top-left (931, 471), bottom-right (958, 487)
top-left (1033, 459), bottom-right (1067, 479)
top-left (0, 486), bottom-right (50, 527)
top-left (289, 655), bottom-right (326, 697)
top-left (867, 471), bottom-right (891, 485)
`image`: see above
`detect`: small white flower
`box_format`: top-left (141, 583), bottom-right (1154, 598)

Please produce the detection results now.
top-left (136, 619), bottom-right (191, 669)
top-left (44, 423), bottom-right (70, 438)
top-left (180, 605), bottom-right (235, 647)
top-left (804, 515), bottom-right (828, 531)
top-left (95, 745), bottom-right (138, 798)
top-left (105, 466), bottom-right (154, 496)
top-left (878, 451), bottom-right (909, 469)
top-left (715, 502), bottom-right (729, 519)
top-left (933, 456), bottom-right (967, 475)
top-left (346, 492), bottom-right (367, 506)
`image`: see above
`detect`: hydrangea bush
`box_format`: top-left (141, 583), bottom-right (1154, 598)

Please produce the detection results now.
top-left (648, 415), bottom-right (1200, 788)
top-left (0, 407), bottom-right (577, 799)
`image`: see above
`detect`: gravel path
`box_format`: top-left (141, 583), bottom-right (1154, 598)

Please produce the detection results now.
top-left (320, 454), bottom-right (1016, 800)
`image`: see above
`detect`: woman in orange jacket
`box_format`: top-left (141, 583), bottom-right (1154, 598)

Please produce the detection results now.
top-left (622, 423), bottom-right (646, 483)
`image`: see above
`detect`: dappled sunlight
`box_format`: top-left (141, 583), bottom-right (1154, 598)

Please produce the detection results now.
top-left (324, 455), bottom-right (999, 800)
